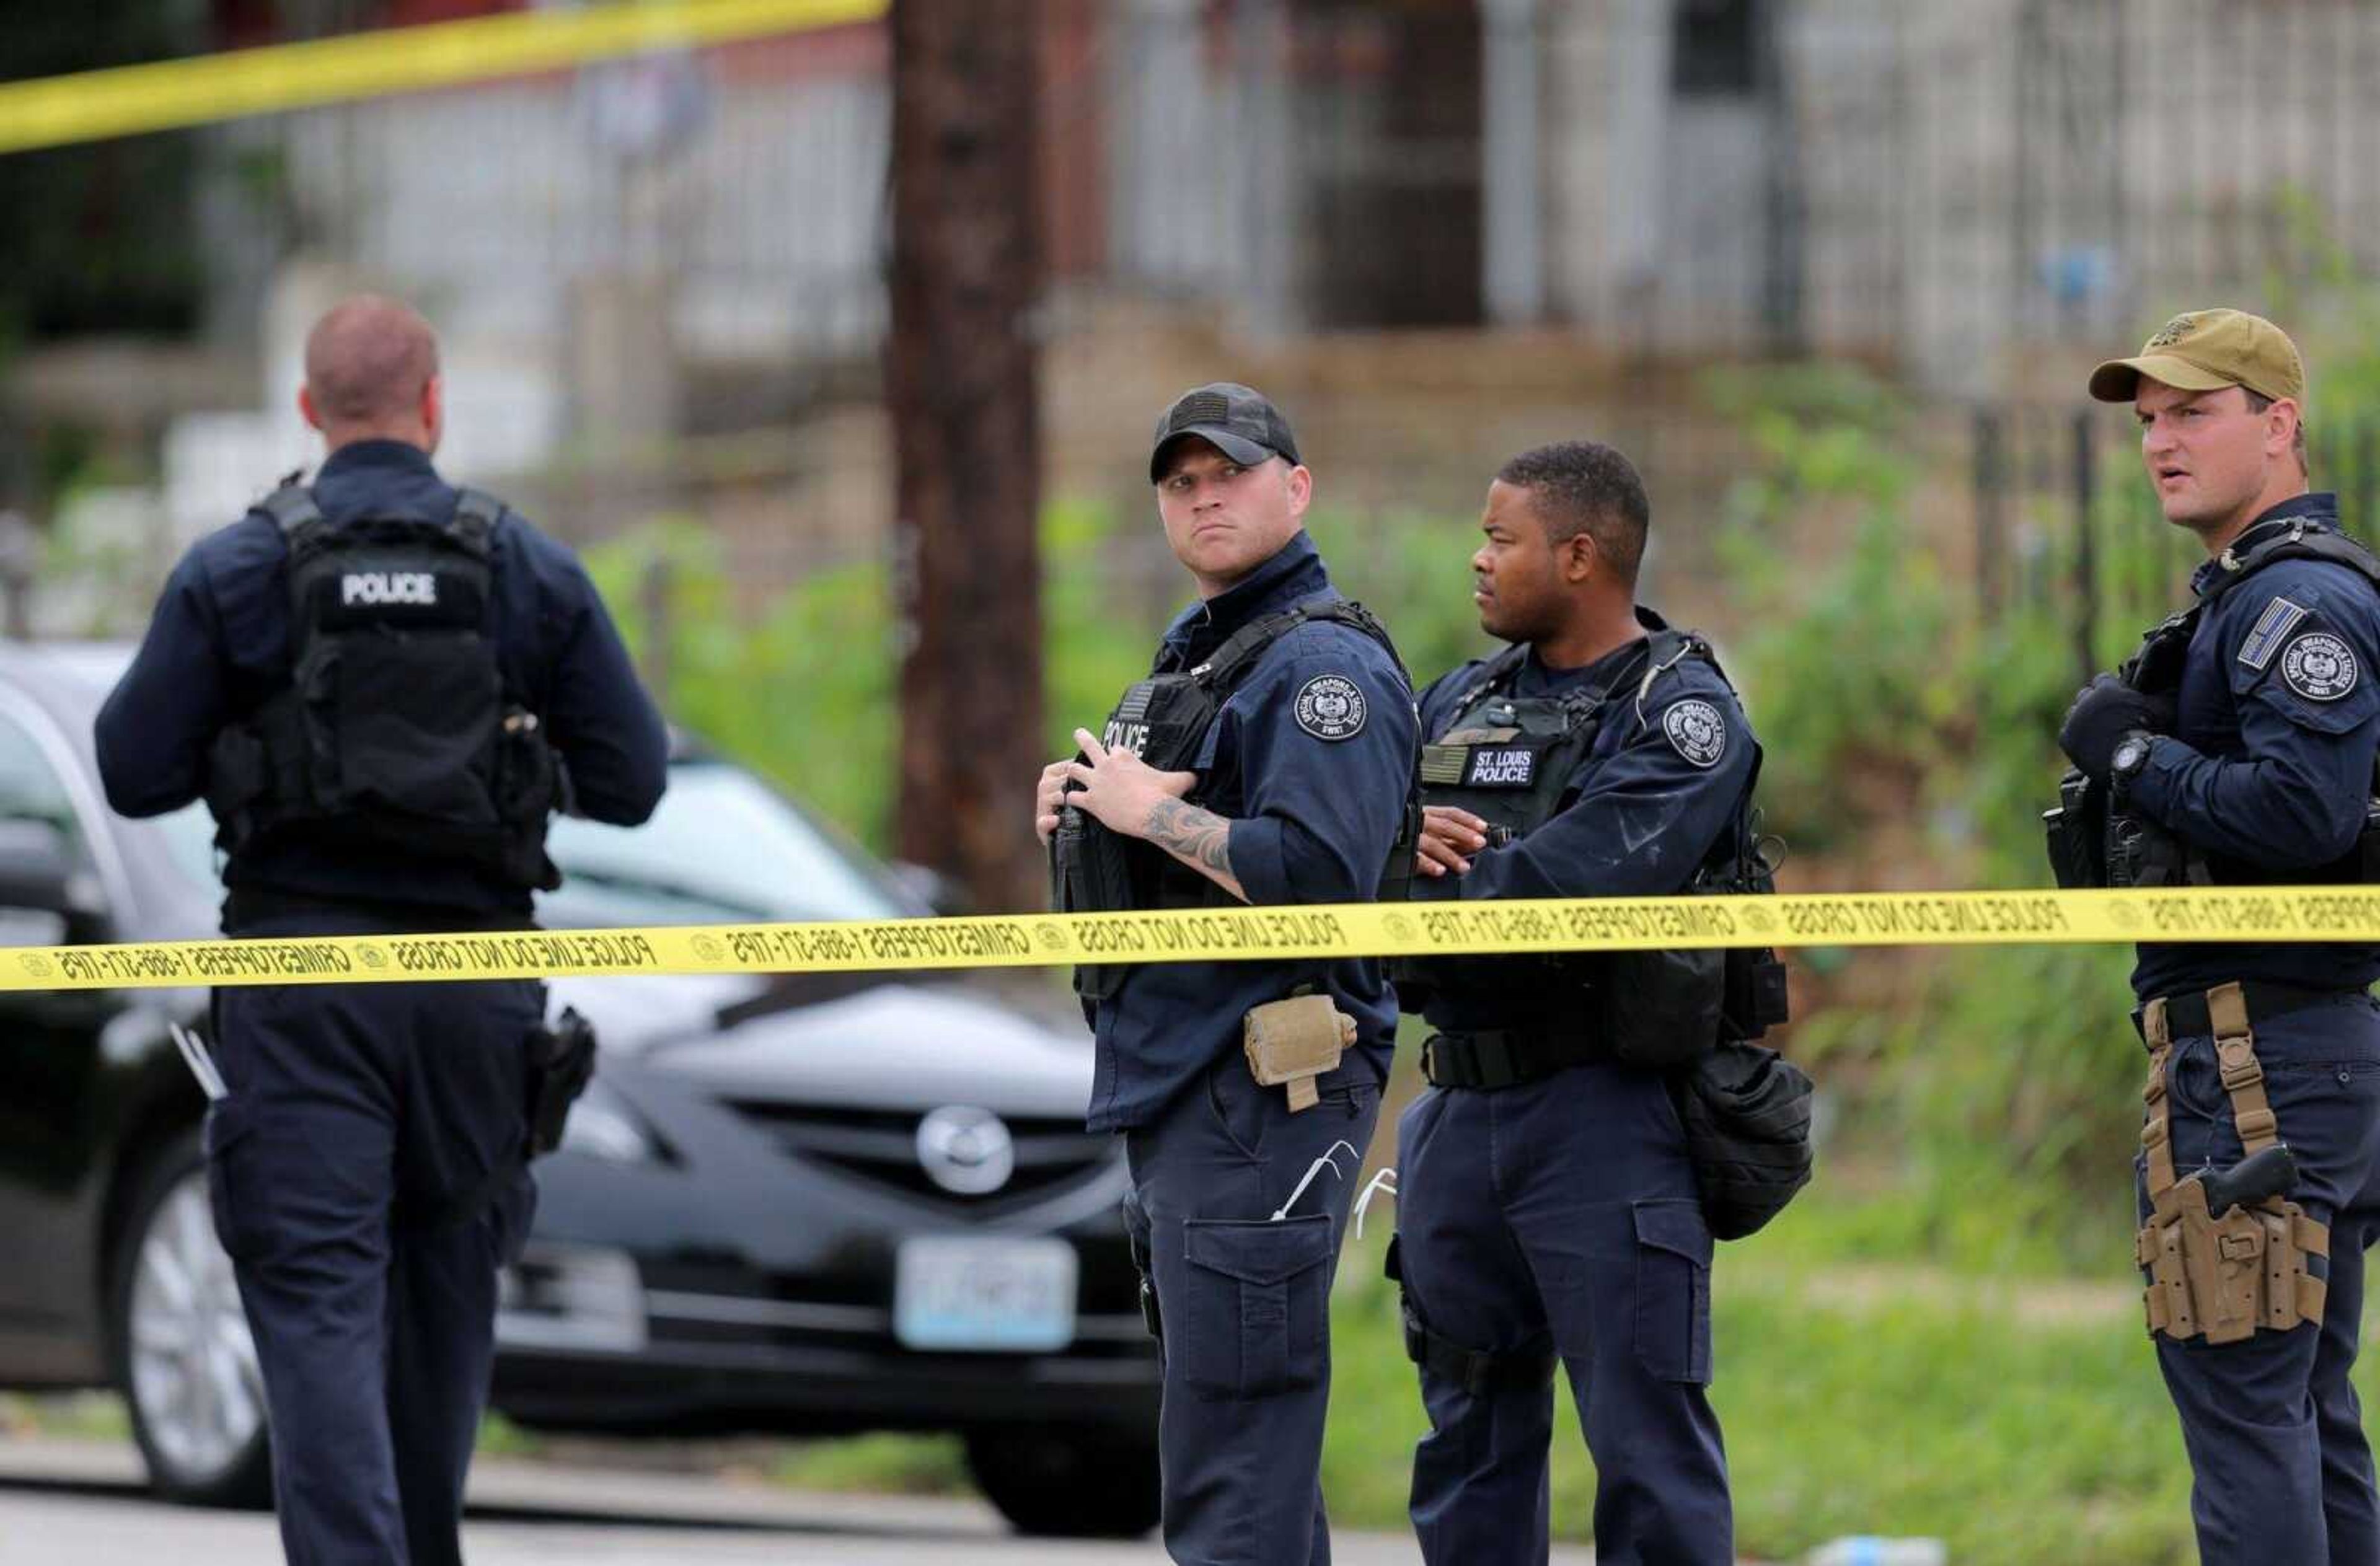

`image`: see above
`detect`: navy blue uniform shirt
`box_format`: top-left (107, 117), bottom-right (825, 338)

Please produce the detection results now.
top-left (95, 439), bottom-right (668, 926)
top-left (1413, 614), bottom-right (1757, 1033)
top-left (1086, 531), bottom-right (1418, 1132)
top-left (2127, 492), bottom-right (2380, 1000)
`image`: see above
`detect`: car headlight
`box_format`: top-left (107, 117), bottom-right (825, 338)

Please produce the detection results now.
top-left (558, 1077), bottom-right (663, 1164)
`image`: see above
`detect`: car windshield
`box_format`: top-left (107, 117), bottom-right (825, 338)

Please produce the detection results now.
top-left (151, 759), bottom-right (906, 926)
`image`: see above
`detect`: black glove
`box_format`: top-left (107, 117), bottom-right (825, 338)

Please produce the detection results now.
top-left (2058, 674), bottom-right (2175, 780)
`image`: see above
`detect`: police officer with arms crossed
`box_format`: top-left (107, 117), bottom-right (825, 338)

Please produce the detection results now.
top-left (1387, 441), bottom-right (1759, 1565)
top-left (2056, 310), bottom-right (2380, 1565)
top-left (94, 296), bottom-right (668, 1566)
top-left (1036, 383), bottom-right (1416, 1564)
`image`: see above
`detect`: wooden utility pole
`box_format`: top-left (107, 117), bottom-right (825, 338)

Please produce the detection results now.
top-left (886, 0), bottom-right (1046, 915)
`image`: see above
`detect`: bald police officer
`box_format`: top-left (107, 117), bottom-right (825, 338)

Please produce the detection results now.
top-left (2063, 310), bottom-right (2380, 1564)
top-left (97, 296), bottom-right (668, 1565)
top-left (1038, 384), bottom-right (1417, 1564)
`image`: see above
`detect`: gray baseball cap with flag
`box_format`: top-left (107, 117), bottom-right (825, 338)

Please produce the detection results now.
top-left (1148, 382), bottom-right (1303, 483)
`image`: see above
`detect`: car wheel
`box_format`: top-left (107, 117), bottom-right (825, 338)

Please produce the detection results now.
top-left (964, 1425), bottom-right (1160, 1538)
top-left (109, 1127), bottom-right (273, 1508)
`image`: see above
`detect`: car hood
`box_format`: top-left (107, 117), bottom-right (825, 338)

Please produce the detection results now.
top-left (617, 979), bottom-right (1096, 1118)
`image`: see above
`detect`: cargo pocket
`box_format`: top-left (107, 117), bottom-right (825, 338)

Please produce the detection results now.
top-left (1633, 1198), bottom-right (1714, 1385)
top-left (201, 1098), bottom-right (268, 1263)
top-left (1179, 1215), bottom-right (1334, 1401)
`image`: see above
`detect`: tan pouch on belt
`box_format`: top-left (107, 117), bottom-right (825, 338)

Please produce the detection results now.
top-left (1243, 995), bottom-right (1357, 1112)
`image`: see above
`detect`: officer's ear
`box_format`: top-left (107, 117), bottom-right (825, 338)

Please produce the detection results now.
top-left (420, 375), bottom-right (444, 455)
top-left (1559, 528), bottom-right (1600, 586)
top-left (1281, 461), bottom-right (1313, 520)
top-left (297, 384), bottom-right (325, 434)
top-left (2263, 395), bottom-right (2303, 467)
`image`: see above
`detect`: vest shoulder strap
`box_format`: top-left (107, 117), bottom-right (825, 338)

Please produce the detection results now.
top-left (1445, 642), bottom-right (1532, 713)
top-left (449, 487), bottom-right (505, 555)
top-left (2209, 521), bottom-right (2380, 604)
top-left (1194, 597), bottom-right (1411, 698)
top-left (258, 483), bottom-right (325, 542)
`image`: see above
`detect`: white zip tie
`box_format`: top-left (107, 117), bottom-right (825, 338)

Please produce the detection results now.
top-left (1352, 1168), bottom-right (1399, 1240)
top-left (1271, 1140), bottom-right (1360, 1221)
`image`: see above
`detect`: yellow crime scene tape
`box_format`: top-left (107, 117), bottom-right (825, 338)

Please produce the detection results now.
top-left (12, 886), bottom-right (2380, 993)
top-left (0, 0), bottom-right (887, 157)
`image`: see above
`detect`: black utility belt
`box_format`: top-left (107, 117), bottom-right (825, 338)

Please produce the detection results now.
top-left (2130, 980), bottom-right (2366, 1044)
top-left (1421, 1026), bottom-right (1606, 1091)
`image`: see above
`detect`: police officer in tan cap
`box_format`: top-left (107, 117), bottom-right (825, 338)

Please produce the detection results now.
top-left (2058, 309), bottom-right (2380, 1564)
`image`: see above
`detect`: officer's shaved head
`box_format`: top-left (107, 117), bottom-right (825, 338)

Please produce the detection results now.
top-left (303, 296), bottom-right (439, 427)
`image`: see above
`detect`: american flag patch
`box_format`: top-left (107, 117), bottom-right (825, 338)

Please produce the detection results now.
top-left (2239, 596), bottom-right (2310, 671)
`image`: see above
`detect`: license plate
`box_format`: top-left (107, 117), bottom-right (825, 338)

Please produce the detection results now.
top-left (894, 1236), bottom-right (1078, 1352)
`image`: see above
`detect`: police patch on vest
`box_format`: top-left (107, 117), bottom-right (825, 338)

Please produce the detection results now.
top-left (2281, 631), bottom-right (2358, 702)
top-left (1463, 746), bottom-right (1536, 787)
top-left (342, 570), bottom-right (438, 607)
top-left (1662, 699), bottom-right (1727, 768)
top-left (1294, 674), bottom-right (1367, 741)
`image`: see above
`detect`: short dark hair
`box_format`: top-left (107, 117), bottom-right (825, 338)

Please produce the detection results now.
top-left (2242, 387), bottom-right (2311, 468)
top-left (1495, 441), bottom-right (1651, 587)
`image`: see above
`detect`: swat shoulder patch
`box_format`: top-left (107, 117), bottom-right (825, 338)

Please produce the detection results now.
top-left (1294, 674), bottom-right (1368, 741)
top-left (2280, 630), bottom-right (2358, 702)
top-left (1662, 698), bottom-right (1727, 768)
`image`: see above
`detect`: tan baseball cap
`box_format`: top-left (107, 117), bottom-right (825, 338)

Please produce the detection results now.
top-left (2088, 308), bottom-right (2306, 406)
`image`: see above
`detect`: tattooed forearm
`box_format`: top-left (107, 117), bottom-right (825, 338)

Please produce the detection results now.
top-left (1144, 798), bottom-right (1247, 900)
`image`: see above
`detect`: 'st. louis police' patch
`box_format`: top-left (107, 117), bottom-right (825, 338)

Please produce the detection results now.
top-left (2281, 631), bottom-right (2358, 702)
top-left (1294, 674), bottom-right (1368, 741)
top-left (1662, 699), bottom-right (1728, 768)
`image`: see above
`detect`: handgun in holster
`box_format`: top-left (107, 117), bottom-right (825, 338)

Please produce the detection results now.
top-left (1243, 993), bottom-right (1356, 1113)
top-left (526, 1005), bottom-right (598, 1157)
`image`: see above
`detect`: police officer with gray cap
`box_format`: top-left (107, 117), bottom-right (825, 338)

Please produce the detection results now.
top-left (1038, 382), bottom-right (1417, 1564)
top-left (2059, 309), bottom-right (2380, 1564)
top-left (95, 296), bottom-right (667, 1566)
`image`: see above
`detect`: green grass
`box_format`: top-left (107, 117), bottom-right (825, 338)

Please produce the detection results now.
top-left (1321, 1207), bottom-right (2199, 1565)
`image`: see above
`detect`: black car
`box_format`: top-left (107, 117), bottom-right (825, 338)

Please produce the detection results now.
top-left (0, 643), bottom-right (1158, 1538)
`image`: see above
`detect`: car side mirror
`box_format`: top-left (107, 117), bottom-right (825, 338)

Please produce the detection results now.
top-left (886, 860), bottom-right (969, 918)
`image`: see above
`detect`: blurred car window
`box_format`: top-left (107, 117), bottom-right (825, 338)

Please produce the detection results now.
top-left (0, 706), bottom-right (95, 866)
top-left (542, 759), bottom-right (904, 925)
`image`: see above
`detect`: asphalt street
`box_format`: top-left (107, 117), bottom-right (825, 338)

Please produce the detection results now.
top-left (0, 1436), bottom-right (1603, 1564)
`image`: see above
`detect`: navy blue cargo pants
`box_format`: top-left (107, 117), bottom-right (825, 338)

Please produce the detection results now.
top-left (2138, 991), bottom-right (2380, 1565)
top-left (1121, 1054), bottom-right (1382, 1566)
top-left (205, 913), bottom-right (540, 1566)
top-left (1393, 1061), bottom-right (1731, 1566)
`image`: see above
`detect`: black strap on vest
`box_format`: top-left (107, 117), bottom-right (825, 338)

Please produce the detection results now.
top-left (2129, 518), bottom-right (2380, 693)
top-left (1170, 597), bottom-right (1409, 693)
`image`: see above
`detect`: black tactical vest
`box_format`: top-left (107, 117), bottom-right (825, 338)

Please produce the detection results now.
top-left (1051, 599), bottom-right (1415, 1000)
top-left (1399, 629), bottom-right (1787, 1057)
top-left (202, 484), bottom-right (563, 891)
top-left (2050, 518), bottom-right (2380, 889)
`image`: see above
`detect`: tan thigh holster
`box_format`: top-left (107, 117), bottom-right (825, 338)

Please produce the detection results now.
top-left (2135, 983), bottom-right (2329, 1344)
